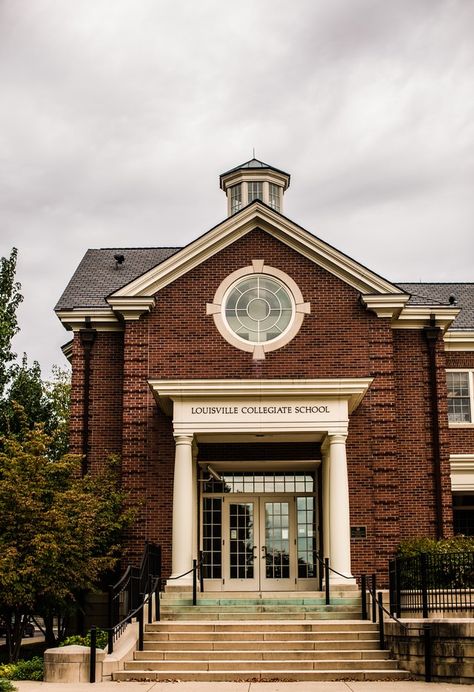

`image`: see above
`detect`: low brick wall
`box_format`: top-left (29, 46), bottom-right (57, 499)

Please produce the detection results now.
top-left (385, 619), bottom-right (474, 684)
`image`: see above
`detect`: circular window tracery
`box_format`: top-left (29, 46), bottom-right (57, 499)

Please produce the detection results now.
top-left (224, 275), bottom-right (294, 344)
top-left (206, 260), bottom-right (310, 360)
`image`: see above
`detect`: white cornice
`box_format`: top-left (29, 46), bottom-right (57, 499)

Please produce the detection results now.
top-left (451, 454), bottom-right (474, 492)
top-left (106, 296), bottom-right (155, 321)
top-left (148, 378), bottom-right (373, 416)
top-left (391, 306), bottom-right (460, 332)
top-left (444, 331), bottom-right (474, 351)
top-left (61, 340), bottom-right (73, 363)
top-left (361, 294), bottom-right (410, 318)
top-left (110, 204), bottom-right (402, 299)
top-left (56, 308), bottom-right (122, 332)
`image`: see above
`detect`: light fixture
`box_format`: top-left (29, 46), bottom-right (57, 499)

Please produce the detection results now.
top-left (207, 465), bottom-right (223, 482)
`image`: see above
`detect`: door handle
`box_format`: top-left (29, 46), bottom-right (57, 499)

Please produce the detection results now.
top-left (252, 546), bottom-right (258, 560)
top-left (261, 545), bottom-right (267, 559)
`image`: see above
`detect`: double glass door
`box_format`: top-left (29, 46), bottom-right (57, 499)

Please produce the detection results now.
top-left (223, 496), bottom-right (295, 591)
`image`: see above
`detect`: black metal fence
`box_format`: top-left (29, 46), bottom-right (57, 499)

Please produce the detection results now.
top-left (106, 542), bottom-right (161, 655)
top-left (389, 551), bottom-right (474, 617)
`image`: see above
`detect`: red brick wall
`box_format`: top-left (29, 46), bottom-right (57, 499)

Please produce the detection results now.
top-left (69, 228), bottom-right (466, 582)
top-left (70, 331), bottom-right (124, 469)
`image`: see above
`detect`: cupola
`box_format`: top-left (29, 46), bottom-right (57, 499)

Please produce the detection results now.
top-left (219, 158), bottom-right (290, 217)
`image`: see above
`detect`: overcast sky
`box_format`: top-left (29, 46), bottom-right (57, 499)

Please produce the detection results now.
top-left (1, 0), bottom-right (473, 376)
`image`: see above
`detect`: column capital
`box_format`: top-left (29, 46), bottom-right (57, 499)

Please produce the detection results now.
top-left (173, 434), bottom-right (194, 446)
top-left (328, 433), bottom-right (347, 445)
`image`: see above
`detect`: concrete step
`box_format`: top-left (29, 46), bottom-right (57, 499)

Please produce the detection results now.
top-left (145, 620), bottom-right (377, 632)
top-left (114, 669), bottom-right (410, 682)
top-left (134, 648), bottom-right (390, 661)
top-left (160, 602), bottom-right (360, 611)
top-left (144, 631), bottom-right (379, 642)
top-left (160, 610), bottom-right (362, 621)
top-left (161, 597), bottom-right (361, 606)
top-left (124, 658), bottom-right (399, 672)
top-left (143, 638), bottom-right (381, 651)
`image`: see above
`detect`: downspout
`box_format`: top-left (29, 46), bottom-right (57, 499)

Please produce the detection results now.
top-left (79, 318), bottom-right (97, 476)
top-left (423, 316), bottom-right (444, 539)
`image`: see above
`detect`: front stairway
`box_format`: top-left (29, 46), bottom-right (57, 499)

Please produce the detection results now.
top-left (115, 590), bottom-right (410, 681)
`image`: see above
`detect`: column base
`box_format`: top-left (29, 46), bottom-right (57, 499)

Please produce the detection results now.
top-left (328, 575), bottom-right (357, 587)
top-left (165, 576), bottom-right (194, 591)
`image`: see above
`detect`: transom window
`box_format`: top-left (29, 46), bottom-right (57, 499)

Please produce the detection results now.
top-left (247, 181), bottom-right (262, 202)
top-left (202, 471), bottom-right (315, 494)
top-left (447, 371), bottom-right (473, 424)
top-left (230, 184), bottom-right (242, 214)
top-left (224, 275), bottom-right (294, 344)
top-left (269, 183), bottom-right (281, 211)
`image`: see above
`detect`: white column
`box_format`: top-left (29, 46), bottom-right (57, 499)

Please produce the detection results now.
top-left (169, 434), bottom-right (194, 585)
top-left (328, 433), bottom-right (355, 584)
top-left (192, 440), bottom-right (198, 561)
top-left (321, 447), bottom-right (330, 560)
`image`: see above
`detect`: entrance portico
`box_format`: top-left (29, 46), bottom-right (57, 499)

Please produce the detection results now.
top-left (149, 378), bottom-right (372, 589)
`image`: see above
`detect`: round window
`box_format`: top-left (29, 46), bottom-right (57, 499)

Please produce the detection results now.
top-left (223, 275), bottom-right (294, 344)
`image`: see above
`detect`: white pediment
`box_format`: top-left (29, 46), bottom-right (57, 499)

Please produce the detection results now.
top-left (109, 202), bottom-right (406, 300)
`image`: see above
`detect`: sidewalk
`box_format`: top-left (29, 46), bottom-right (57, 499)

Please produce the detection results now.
top-left (12, 682), bottom-right (474, 691)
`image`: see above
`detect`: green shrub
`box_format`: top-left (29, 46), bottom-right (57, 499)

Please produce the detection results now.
top-left (0, 657), bottom-right (43, 681)
top-left (60, 628), bottom-right (108, 650)
top-left (397, 535), bottom-right (474, 558)
top-left (0, 679), bottom-right (16, 691)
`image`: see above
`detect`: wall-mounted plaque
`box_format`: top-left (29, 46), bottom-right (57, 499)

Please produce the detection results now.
top-left (351, 526), bottom-right (367, 539)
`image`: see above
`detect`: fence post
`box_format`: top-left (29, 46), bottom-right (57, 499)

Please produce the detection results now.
top-left (377, 592), bottom-right (384, 650)
top-left (199, 550), bottom-right (204, 593)
top-left (192, 559), bottom-right (197, 606)
top-left (89, 626), bottom-right (97, 683)
top-left (138, 605), bottom-right (144, 652)
top-left (107, 586), bottom-right (114, 654)
top-left (147, 577), bottom-right (152, 624)
top-left (155, 579), bottom-right (161, 622)
top-left (389, 560), bottom-right (396, 616)
top-left (395, 558), bottom-right (402, 617)
top-left (361, 574), bottom-right (367, 620)
top-left (420, 553), bottom-right (429, 618)
top-left (371, 573), bottom-right (377, 623)
top-left (424, 624), bottom-right (432, 682)
top-left (324, 558), bottom-right (330, 605)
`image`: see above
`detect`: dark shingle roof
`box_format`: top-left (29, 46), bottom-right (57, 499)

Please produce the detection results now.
top-left (55, 247), bottom-right (181, 310)
top-left (220, 158), bottom-right (290, 179)
top-left (399, 283), bottom-right (474, 329)
top-left (55, 248), bottom-right (474, 331)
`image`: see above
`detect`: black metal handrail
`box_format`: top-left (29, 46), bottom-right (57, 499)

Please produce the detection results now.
top-left (89, 549), bottom-right (203, 682)
top-left (364, 578), bottom-right (433, 682)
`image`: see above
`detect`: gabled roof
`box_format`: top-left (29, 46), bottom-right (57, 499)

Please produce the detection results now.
top-left (54, 202), bottom-right (472, 333)
top-left (109, 200), bottom-right (403, 299)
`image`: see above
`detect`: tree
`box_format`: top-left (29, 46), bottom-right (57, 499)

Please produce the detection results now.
top-left (2, 359), bottom-right (71, 458)
top-left (0, 425), bottom-right (133, 661)
top-left (0, 248), bottom-right (23, 400)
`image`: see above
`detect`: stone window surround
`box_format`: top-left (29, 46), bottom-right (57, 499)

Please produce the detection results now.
top-left (206, 259), bottom-right (310, 360)
top-left (447, 369), bottom-right (474, 428)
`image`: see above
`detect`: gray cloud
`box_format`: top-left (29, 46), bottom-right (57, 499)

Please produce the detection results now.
top-left (0, 0), bottom-right (473, 374)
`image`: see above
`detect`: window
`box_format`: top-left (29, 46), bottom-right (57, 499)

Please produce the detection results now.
top-left (453, 494), bottom-right (474, 535)
top-left (447, 371), bottom-right (473, 424)
top-left (269, 183), bottom-right (281, 211)
top-left (224, 275), bottom-right (294, 344)
top-left (247, 181), bottom-right (262, 202)
top-left (207, 261), bottom-right (310, 359)
top-left (230, 184), bottom-right (242, 214)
